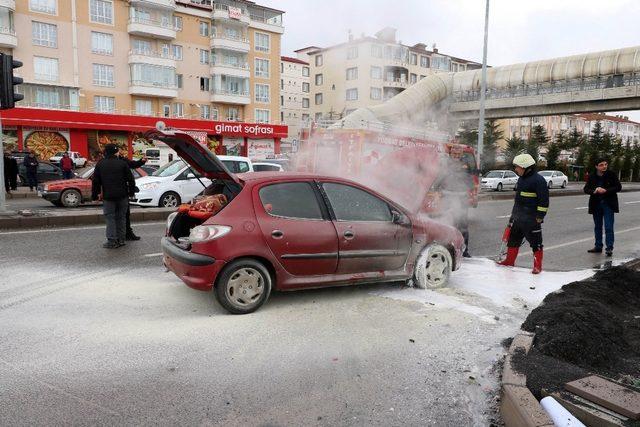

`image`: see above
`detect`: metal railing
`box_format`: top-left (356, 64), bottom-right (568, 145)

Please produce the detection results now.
top-left (129, 49), bottom-right (177, 61)
top-left (213, 3), bottom-right (248, 15)
top-left (211, 88), bottom-right (249, 97)
top-left (128, 16), bottom-right (174, 30)
top-left (177, 0), bottom-right (211, 8)
top-left (0, 26), bottom-right (16, 36)
top-left (211, 32), bottom-right (249, 44)
top-left (131, 0), bottom-right (176, 7)
top-left (129, 80), bottom-right (178, 90)
top-left (210, 59), bottom-right (249, 69)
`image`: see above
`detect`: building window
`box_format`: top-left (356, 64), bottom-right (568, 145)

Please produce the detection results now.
top-left (315, 54), bottom-right (323, 66)
top-left (347, 46), bottom-right (358, 60)
top-left (30, 0), bottom-right (57, 14)
top-left (201, 104), bottom-right (210, 119)
top-left (162, 104), bottom-right (170, 117)
top-left (175, 74), bottom-right (182, 88)
top-left (346, 67), bottom-right (358, 81)
top-left (420, 56), bottom-right (430, 68)
top-left (135, 99), bottom-right (152, 116)
top-left (255, 58), bottom-right (270, 78)
top-left (211, 107), bottom-right (218, 120)
top-left (315, 74), bottom-right (323, 86)
top-left (346, 88), bottom-right (358, 101)
top-left (172, 102), bottom-right (184, 117)
top-left (200, 77), bottom-right (210, 91)
top-left (32, 22), bottom-right (57, 48)
top-left (199, 21), bottom-right (210, 36)
top-left (315, 93), bottom-right (322, 105)
top-left (410, 73), bottom-right (417, 84)
top-left (410, 53), bottom-right (417, 65)
top-left (370, 87), bottom-right (382, 100)
top-left (173, 16), bottom-right (182, 31)
top-left (90, 0), bottom-right (113, 25)
top-left (280, 95), bottom-right (283, 106)
top-left (370, 66), bottom-right (382, 79)
top-left (33, 56), bottom-right (59, 81)
top-left (94, 95), bottom-right (115, 113)
top-left (302, 66), bottom-right (309, 77)
top-left (302, 82), bottom-right (310, 93)
top-left (371, 44), bottom-right (382, 58)
top-left (302, 98), bottom-right (309, 108)
top-left (130, 63), bottom-right (175, 88)
top-left (91, 32), bottom-right (113, 55)
top-left (255, 109), bottom-right (270, 124)
top-left (92, 63), bottom-right (114, 87)
top-left (228, 107), bottom-right (239, 121)
top-left (200, 49), bottom-right (209, 64)
top-left (255, 32), bottom-right (270, 52)
top-left (172, 44), bottom-right (182, 60)
top-left (255, 83), bottom-right (270, 103)
top-left (431, 56), bottom-right (451, 71)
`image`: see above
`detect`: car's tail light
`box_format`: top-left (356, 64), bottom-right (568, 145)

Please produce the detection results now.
top-left (189, 225), bottom-right (232, 243)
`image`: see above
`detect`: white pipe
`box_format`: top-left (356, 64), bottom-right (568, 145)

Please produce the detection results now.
top-left (540, 396), bottom-right (585, 427)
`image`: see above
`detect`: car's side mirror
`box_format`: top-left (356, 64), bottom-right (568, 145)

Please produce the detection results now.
top-left (392, 210), bottom-right (410, 226)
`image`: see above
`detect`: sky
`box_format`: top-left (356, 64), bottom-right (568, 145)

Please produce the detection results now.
top-left (268, 0), bottom-right (640, 122)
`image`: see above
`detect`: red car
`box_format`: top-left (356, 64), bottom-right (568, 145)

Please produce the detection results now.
top-left (38, 167), bottom-right (148, 207)
top-left (151, 129), bottom-right (464, 315)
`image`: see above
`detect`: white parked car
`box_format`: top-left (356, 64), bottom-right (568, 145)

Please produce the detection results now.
top-left (252, 162), bottom-right (284, 172)
top-left (49, 151), bottom-right (87, 168)
top-left (540, 170), bottom-right (568, 188)
top-left (131, 156), bottom-right (253, 208)
top-left (480, 170), bottom-right (519, 191)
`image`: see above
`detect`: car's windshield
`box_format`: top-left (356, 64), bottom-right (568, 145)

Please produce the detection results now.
top-left (153, 160), bottom-right (185, 177)
top-left (53, 152), bottom-right (66, 157)
top-left (79, 167), bottom-right (94, 179)
top-left (539, 171), bottom-right (553, 176)
top-left (485, 171), bottom-right (503, 178)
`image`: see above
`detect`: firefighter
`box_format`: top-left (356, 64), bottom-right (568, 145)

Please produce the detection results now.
top-left (497, 153), bottom-right (549, 274)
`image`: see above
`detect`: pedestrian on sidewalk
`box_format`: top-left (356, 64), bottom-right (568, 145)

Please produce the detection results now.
top-left (23, 151), bottom-right (39, 191)
top-left (60, 152), bottom-right (74, 180)
top-left (3, 151), bottom-right (18, 193)
top-left (497, 153), bottom-right (549, 274)
top-left (118, 153), bottom-right (147, 241)
top-left (92, 144), bottom-right (136, 249)
top-left (584, 158), bottom-right (621, 257)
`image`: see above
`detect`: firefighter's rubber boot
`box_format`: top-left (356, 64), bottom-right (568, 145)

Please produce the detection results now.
top-left (498, 247), bottom-right (519, 266)
top-left (532, 249), bottom-right (543, 274)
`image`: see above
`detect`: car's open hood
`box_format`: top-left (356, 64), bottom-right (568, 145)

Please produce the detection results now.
top-left (144, 129), bottom-right (241, 185)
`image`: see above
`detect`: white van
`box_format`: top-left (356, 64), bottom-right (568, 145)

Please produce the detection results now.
top-left (144, 144), bottom-right (178, 166)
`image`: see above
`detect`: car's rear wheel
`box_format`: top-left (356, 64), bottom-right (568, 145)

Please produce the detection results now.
top-left (215, 259), bottom-right (272, 314)
top-left (413, 244), bottom-right (453, 289)
top-left (159, 192), bottom-right (181, 208)
top-left (496, 182), bottom-right (503, 192)
top-left (561, 180), bottom-right (567, 188)
top-left (60, 189), bottom-right (81, 207)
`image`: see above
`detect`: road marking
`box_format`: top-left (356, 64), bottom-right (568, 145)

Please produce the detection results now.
top-left (0, 221), bottom-right (165, 236)
top-left (574, 207), bottom-right (588, 210)
top-left (144, 253), bottom-right (163, 257)
top-left (520, 225), bottom-right (640, 256)
top-left (625, 200), bottom-right (640, 204)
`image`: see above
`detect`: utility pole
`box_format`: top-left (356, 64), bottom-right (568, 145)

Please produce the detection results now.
top-left (477, 0), bottom-right (490, 172)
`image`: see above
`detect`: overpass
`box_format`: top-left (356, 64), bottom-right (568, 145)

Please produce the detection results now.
top-left (335, 45), bottom-right (640, 128)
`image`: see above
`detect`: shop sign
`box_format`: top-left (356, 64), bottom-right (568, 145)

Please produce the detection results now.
top-left (214, 123), bottom-right (275, 137)
top-left (248, 139), bottom-right (274, 159)
top-left (228, 6), bottom-right (242, 19)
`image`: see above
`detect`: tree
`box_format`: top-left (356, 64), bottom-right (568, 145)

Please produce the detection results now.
top-left (631, 145), bottom-right (640, 182)
top-left (621, 141), bottom-right (634, 182)
top-left (502, 136), bottom-right (526, 166)
top-left (565, 127), bottom-right (583, 150)
top-left (455, 119), bottom-right (503, 172)
top-left (587, 121), bottom-right (605, 164)
top-left (526, 125), bottom-right (549, 163)
top-left (546, 139), bottom-right (562, 170)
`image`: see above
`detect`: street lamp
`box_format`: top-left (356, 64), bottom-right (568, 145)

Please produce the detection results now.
top-left (477, 0), bottom-right (490, 172)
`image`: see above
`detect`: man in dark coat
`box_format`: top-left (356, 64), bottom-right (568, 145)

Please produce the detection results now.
top-left (498, 153), bottom-right (549, 274)
top-left (23, 151), bottom-right (39, 191)
top-left (60, 152), bottom-right (74, 180)
top-left (3, 151), bottom-right (18, 193)
top-left (584, 158), bottom-right (622, 257)
top-left (118, 154), bottom-right (147, 240)
top-left (92, 144), bottom-right (136, 249)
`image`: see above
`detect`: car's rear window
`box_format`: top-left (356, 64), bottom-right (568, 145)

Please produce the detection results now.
top-left (259, 182), bottom-right (323, 220)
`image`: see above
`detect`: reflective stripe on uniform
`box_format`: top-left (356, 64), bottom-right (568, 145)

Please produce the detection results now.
top-left (520, 191), bottom-right (537, 197)
top-left (537, 206), bottom-right (548, 212)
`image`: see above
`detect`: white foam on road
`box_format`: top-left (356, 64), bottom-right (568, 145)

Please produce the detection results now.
top-left (371, 257), bottom-right (594, 321)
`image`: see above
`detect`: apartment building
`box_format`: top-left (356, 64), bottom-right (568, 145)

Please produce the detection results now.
top-left (1, 0), bottom-right (288, 160)
top-left (279, 55), bottom-right (310, 150)
top-left (295, 27), bottom-right (481, 122)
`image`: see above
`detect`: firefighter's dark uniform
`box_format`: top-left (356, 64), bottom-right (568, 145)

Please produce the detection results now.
top-left (508, 169), bottom-right (549, 250)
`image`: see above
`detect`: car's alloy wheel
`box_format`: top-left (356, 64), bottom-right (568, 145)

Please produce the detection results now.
top-left (496, 182), bottom-right (503, 192)
top-left (215, 259), bottom-right (272, 314)
top-left (159, 192), bottom-right (181, 208)
top-left (61, 189), bottom-right (81, 208)
top-left (413, 244), bottom-right (452, 289)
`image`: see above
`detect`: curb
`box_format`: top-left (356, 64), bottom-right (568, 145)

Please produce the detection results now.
top-left (4, 192), bottom-right (36, 199)
top-left (0, 208), bottom-right (174, 230)
top-left (480, 186), bottom-right (640, 201)
top-left (501, 331), bottom-right (555, 427)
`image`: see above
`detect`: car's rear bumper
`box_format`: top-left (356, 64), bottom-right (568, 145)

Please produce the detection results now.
top-left (161, 237), bottom-right (225, 291)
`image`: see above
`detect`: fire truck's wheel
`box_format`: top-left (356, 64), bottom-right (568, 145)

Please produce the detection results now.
top-left (159, 192), bottom-right (181, 208)
top-left (413, 244), bottom-right (452, 289)
top-left (61, 189), bottom-right (81, 208)
top-left (215, 259), bottom-right (272, 315)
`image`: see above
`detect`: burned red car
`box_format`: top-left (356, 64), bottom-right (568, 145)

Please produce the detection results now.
top-left (150, 129), bottom-right (464, 314)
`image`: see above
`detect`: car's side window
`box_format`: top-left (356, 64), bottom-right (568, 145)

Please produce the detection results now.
top-left (259, 182), bottom-right (324, 220)
top-left (39, 164), bottom-right (54, 173)
top-left (507, 171), bottom-right (517, 178)
top-left (238, 162), bottom-right (250, 173)
top-left (322, 183), bottom-right (392, 222)
top-left (175, 168), bottom-right (201, 180)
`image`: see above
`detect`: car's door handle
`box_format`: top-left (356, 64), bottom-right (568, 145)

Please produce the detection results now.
top-left (271, 230), bottom-right (284, 239)
top-left (343, 230), bottom-right (355, 239)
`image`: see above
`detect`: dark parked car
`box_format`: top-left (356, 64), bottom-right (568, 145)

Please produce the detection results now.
top-left (18, 161), bottom-right (64, 186)
top-left (151, 129), bottom-right (464, 315)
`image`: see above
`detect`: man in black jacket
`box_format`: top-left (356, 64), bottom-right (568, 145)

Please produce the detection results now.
top-left (92, 144), bottom-right (136, 249)
top-left (498, 154), bottom-right (549, 274)
top-left (584, 158), bottom-right (622, 257)
top-left (3, 152), bottom-right (18, 193)
top-left (118, 154), bottom-right (147, 241)
top-left (23, 151), bottom-right (39, 191)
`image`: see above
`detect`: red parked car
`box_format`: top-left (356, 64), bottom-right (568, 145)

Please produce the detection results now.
top-left (150, 129), bottom-right (464, 315)
top-left (38, 166), bottom-right (148, 207)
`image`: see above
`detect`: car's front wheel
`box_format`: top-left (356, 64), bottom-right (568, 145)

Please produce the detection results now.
top-left (413, 244), bottom-right (453, 289)
top-left (496, 182), bottom-right (503, 192)
top-left (159, 191), bottom-right (181, 208)
top-left (548, 181), bottom-right (553, 189)
top-left (561, 180), bottom-right (567, 188)
top-left (215, 259), bottom-right (272, 314)
top-left (60, 189), bottom-right (81, 207)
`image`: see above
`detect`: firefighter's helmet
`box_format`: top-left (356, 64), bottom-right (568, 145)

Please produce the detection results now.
top-left (512, 153), bottom-right (536, 168)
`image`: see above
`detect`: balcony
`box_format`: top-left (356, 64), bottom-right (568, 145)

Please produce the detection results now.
top-left (383, 78), bottom-right (409, 89)
top-left (210, 33), bottom-right (250, 53)
top-left (128, 50), bottom-right (176, 68)
top-left (210, 62), bottom-right (250, 78)
top-left (212, 3), bottom-right (250, 25)
top-left (128, 16), bottom-right (176, 40)
top-left (129, 0), bottom-right (176, 9)
top-left (129, 81), bottom-right (177, 98)
top-left (211, 89), bottom-right (250, 105)
top-left (248, 10), bottom-right (284, 34)
top-left (0, 26), bottom-right (16, 48)
top-left (0, 0), bottom-right (15, 10)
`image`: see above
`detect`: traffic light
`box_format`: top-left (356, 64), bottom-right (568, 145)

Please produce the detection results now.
top-left (0, 53), bottom-right (23, 110)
